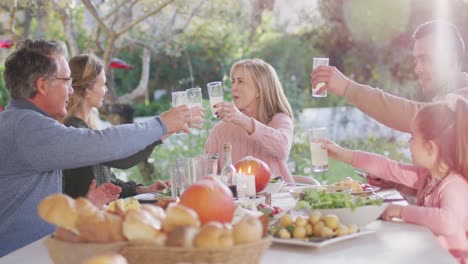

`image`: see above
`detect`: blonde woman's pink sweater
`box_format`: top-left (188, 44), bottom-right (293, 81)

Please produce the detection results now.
top-left (352, 151), bottom-right (468, 261)
top-left (205, 113), bottom-right (294, 183)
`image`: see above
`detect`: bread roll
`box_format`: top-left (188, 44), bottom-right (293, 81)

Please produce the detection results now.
top-left (155, 196), bottom-right (176, 210)
top-left (107, 198), bottom-right (126, 216)
top-left (82, 253), bottom-right (128, 264)
top-left (166, 226), bottom-right (199, 248)
top-left (258, 214), bottom-right (269, 238)
top-left (141, 204), bottom-right (166, 221)
top-left (76, 210), bottom-right (125, 243)
top-left (75, 197), bottom-right (100, 218)
top-left (232, 216), bottom-right (263, 244)
top-left (37, 194), bottom-right (78, 233)
top-left (194, 222), bottom-right (233, 249)
top-left (53, 227), bottom-right (82, 243)
top-left (123, 209), bottom-right (166, 246)
top-left (162, 204), bottom-right (200, 233)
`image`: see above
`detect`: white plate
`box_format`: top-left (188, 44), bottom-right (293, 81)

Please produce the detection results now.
top-left (271, 228), bottom-right (375, 248)
top-left (351, 186), bottom-right (381, 195)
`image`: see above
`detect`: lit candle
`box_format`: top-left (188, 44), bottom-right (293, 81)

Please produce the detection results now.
top-left (245, 166), bottom-right (256, 196)
top-left (235, 172), bottom-right (246, 198)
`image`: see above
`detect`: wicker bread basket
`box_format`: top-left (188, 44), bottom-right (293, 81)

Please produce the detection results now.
top-left (44, 237), bottom-right (126, 264)
top-left (44, 236), bottom-right (271, 264)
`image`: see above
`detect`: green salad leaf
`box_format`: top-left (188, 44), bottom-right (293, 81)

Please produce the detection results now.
top-left (295, 189), bottom-right (383, 210)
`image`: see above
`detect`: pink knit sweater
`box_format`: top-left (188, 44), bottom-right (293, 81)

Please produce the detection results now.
top-left (205, 113), bottom-right (294, 183)
top-left (352, 151), bottom-right (468, 261)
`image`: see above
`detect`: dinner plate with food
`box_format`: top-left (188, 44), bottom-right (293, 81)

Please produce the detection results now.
top-left (269, 211), bottom-right (375, 248)
top-left (331, 177), bottom-right (380, 196)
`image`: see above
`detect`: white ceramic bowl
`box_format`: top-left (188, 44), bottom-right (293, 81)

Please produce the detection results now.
top-left (263, 182), bottom-right (285, 194)
top-left (288, 185), bottom-right (325, 199)
top-left (303, 204), bottom-right (388, 227)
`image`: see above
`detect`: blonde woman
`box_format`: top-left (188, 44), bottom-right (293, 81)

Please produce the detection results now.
top-left (61, 54), bottom-right (169, 200)
top-left (205, 58), bottom-right (295, 183)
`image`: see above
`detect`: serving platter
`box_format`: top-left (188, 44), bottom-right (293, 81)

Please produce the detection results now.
top-left (271, 228), bottom-right (375, 248)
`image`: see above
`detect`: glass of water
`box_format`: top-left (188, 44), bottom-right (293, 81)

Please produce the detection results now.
top-left (312, 57), bottom-right (329, 97)
top-left (207, 81), bottom-right (224, 117)
top-left (186, 87), bottom-right (204, 126)
top-left (171, 91), bottom-right (188, 134)
top-left (171, 158), bottom-right (195, 198)
top-left (308, 127), bottom-right (328, 172)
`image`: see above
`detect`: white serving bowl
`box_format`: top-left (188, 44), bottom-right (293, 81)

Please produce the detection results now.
top-left (263, 182), bottom-right (285, 194)
top-left (303, 204), bottom-right (388, 227)
top-left (288, 185), bottom-right (325, 200)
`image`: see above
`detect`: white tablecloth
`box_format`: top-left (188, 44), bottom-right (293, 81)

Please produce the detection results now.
top-left (0, 190), bottom-right (457, 264)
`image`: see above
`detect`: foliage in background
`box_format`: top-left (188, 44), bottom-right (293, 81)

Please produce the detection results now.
top-left (133, 94), bottom-right (172, 116)
top-left (116, 110), bottom-right (410, 186)
top-left (250, 34), bottom-right (317, 116)
top-left (0, 0), bottom-right (459, 185)
top-left (114, 99), bottom-right (215, 183)
top-left (0, 65), bottom-right (9, 107)
top-left (115, 0), bottom-right (418, 185)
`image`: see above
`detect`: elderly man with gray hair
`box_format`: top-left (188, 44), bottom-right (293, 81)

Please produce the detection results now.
top-left (0, 39), bottom-right (198, 256)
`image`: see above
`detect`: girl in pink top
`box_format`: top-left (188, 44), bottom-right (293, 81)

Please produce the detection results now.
top-left (323, 96), bottom-right (468, 263)
top-left (205, 59), bottom-right (295, 184)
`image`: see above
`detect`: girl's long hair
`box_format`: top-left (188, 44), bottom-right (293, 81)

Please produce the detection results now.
top-left (414, 96), bottom-right (468, 178)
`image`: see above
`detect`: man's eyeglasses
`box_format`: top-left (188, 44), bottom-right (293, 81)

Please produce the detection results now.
top-left (50, 77), bottom-right (73, 87)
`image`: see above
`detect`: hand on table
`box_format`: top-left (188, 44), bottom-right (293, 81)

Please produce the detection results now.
top-left (367, 176), bottom-right (395, 189)
top-left (367, 176), bottom-right (417, 197)
top-left (136, 180), bottom-right (170, 194)
top-left (85, 180), bottom-right (121, 209)
top-left (380, 204), bottom-right (403, 221)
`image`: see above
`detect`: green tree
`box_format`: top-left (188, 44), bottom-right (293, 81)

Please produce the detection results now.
top-left (0, 65), bottom-right (9, 108)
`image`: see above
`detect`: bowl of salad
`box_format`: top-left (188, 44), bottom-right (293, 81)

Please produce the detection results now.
top-left (263, 178), bottom-right (285, 194)
top-left (295, 189), bottom-right (386, 227)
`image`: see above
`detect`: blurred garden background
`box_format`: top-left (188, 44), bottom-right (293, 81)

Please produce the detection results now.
top-left (1, 0), bottom-right (467, 184)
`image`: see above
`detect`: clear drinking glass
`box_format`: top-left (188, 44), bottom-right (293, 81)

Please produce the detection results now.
top-left (170, 158), bottom-right (195, 198)
top-left (194, 154), bottom-right (219, 181)
top-left (207, 81), bottom-right (224, 117)
top-left (171, 91), bottom-right (188, 134)
top-left (186, 87), bottom-right (204, 126)
top-left (308, 127), bottom-right (329, 172)
top-left (312, 57), bottom-right (330, 97)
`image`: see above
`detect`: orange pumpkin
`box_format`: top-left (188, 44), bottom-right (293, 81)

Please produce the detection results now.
top-left (179, 176), bottom-right (235, 225)
top-left (235, 156), bottom-right (271, 193)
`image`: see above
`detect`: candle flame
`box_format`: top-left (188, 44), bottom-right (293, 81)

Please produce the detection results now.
top-left (238, 168), bottom-right (243, 173)
top-left (248, 166), bottom-right (251, 174)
